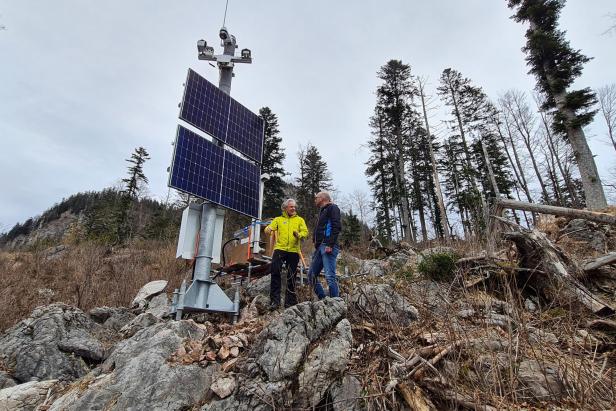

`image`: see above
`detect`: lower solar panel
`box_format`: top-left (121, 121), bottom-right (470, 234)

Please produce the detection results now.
top-left (220, 150), bottom-right (260, 218)
top-left (168, 125), bottom-right (260, 218)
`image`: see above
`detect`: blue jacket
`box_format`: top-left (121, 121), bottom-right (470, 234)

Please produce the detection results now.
top-left (312, 203), bottom-right (342, 248)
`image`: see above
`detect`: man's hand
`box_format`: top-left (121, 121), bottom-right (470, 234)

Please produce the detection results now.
top-left (293, 231), bottom-right (299, 239)
top-left (325, 246), bottom-right (333, 254)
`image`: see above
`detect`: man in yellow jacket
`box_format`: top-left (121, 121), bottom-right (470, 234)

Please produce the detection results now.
top-left (264, 198), bottom-right (308, 310)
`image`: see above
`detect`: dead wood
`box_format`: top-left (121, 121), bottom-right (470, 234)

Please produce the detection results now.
top-left (583, 252), bottom-right (616, 272)
top-left (502, 225), bottom-right (614, 316)
top-left (421, 378), bottom-right (498, 411)
top-left (495, 198), bottom-right (616, 225)
top-left (397, 381), bottom-right (437, 411)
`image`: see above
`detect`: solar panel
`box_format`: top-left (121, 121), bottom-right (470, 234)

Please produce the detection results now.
top-left (220, 150), bottom-right (260, 218)
top-left (169, 125), bottom-right (261, 218)
top-left (169, 126), bottom-right (224, 203)
top-left (179, 69), bottom-right (264, 163)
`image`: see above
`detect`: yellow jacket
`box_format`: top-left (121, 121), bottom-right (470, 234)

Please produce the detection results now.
top-left (267, 212), bottom-right (308, 253)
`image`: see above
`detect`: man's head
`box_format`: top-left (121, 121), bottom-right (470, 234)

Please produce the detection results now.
top-left (314, 191), bottom-right (332, 208)
top-left (281, 198), bottom-right (297, 216)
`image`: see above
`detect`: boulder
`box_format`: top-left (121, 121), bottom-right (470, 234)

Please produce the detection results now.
top-left (203, 298), bottom-right (351, 410)
top-left (384, 249), bottom-right (417, 271)
top-left (517, 359), bottom-right (564, 401)
top-left (119, 312), bottom-right (160, 338)
top-left (145, 293), bottom-right (169, 319)
top-left (295, 319), bottom-right (353, 408)
top-left (347, 284), bottom-right (418, 325)
top-left (244, 275), bottom-right (271, 298)
top-left (131, 280), bottom-right (168, 309)
top-left (0, 304), bottom-right (107, 383)
top-left (49, 321), bottom-right (219, 411)
top-left (0, 379), bottom-right (59, 411)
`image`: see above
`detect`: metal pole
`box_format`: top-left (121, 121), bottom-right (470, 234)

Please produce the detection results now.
top-left (218, 37), bottom-right (236, 94)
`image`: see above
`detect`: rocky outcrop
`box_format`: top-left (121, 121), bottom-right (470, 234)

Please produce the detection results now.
top-left (347, 283), bottom-right (418, 325)
top-left (203, 298), bottom-right (351, 410)
top-left (0, 304), bottom-right (108, 383)
top-left (0, 379), bottom-right (60, 411)
top-left (49, 320), bottom-right (219, 411)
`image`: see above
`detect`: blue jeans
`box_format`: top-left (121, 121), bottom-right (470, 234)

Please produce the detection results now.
top-left (308, 244), bottom-right (339, 299)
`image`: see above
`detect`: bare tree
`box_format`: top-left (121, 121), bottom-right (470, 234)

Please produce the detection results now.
top-left (501, 91), bottom-right (551, 202)
top-left (597, 84), bottom-right (616, 153)
top-left (417, 77), bottom-right (450, 239)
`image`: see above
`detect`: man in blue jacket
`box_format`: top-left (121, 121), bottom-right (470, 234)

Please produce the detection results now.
top-left (308, 191), bottom-right (342, 299)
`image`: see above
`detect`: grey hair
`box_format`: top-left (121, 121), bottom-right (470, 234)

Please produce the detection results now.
top-left (316, 191), bottom-right (332, 202)
top-left (281, 198), bottom-right (297, 210)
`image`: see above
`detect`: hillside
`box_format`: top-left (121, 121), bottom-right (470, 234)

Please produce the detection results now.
top-left (0, 207), bottom-right (615, 409)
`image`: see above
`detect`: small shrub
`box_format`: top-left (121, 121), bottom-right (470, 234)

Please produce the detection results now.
top-left (417, 252), bottom-right (458, 282)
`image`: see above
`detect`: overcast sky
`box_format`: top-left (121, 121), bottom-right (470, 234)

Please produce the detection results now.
top-left (0, 1), bottom-right (614, 232)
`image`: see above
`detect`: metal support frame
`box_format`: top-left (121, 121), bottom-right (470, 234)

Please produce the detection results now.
top-left (170, 26), bottom-right (257, 322)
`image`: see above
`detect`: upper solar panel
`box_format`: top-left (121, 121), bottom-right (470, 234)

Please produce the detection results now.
top-left (169, 125), bottom-right (260, 218)
top-left (180, 69), bottom-right (264, 163)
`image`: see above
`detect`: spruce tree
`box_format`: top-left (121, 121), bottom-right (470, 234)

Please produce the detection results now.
top-left (117, 147), bottom-right (150, 243)
top-left (340, 210), bottom-right (362, 247)
top-left (508, 0), bottom-right (607, 209)
top-left (296, 144), bottom-right (332, 223)
top-left (259, 107), bottom-right (287, 218)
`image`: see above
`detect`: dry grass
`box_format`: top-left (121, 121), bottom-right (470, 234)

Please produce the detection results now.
top-left (0, 239), bottom-right (188, 332)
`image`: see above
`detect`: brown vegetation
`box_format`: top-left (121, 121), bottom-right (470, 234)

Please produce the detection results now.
top-left (0, 239), bottom-right (187, 332)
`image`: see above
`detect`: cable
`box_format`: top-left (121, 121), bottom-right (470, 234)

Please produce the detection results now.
top-left (222, 0), bottom-right (230, 27)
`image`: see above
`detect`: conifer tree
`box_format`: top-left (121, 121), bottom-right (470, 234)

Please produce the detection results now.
top-left (259, 107), bottom-right (287, 218)
top-left (340, 210), bottom-right (362, 247)
top-left (117, 147), bottom-right (150, 243)
top-left (508, 0), bottom-right (607, 210)
top-left (296, 144), bottom-right (332, 223)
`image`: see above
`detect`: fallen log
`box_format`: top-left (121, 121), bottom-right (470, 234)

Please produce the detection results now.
top-left (502, 225), bottom-right (614, 316)
top-left (583, 252), bottom-right (616, 272)
top-left (495, 198), bottom-right (616, 225)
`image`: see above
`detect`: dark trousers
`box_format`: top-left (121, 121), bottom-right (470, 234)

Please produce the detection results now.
top-left (270, 250), bottom-right (300, 308)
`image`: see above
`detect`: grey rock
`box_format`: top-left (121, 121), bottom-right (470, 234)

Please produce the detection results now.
top-left (253, 298), bottom-right (347, 382)
top-left (0, 371), bottom-right (17, 389)
top-left (204, 299), bottom-right (350, 410)
top-left (384, 250), bottom-right (417, 271)
top-left (348, 284), bottom-right (418, 325)
top-left (119, 312), bottom-right (160, 338)
top-left (527, 327), bottom-right (559, 345)
top-left (145, 293), bottom-right (169, 319)
top-left (49, 320), bottom-right (218, 411)
top-left (561, 219), bottom-right (607, 252)
top-left (329, 374), bottom-right (364, 411)
top-left (131, 280), bottom-right (168, 309)
top-left (0, 304), bottom-right (106, 383)
top-left (57, 336), bottom-right (105, 362)
top-left (0, 379), bottom-right (59, 411)
top-left (524, 298), bottom-right (538, 312)
top-left (210, 375), bottom-right (236, 399)
top-left (244, 275), bottom-right (271, 298)
top-left (517, 359), bottom-right (564, 400)
top-left (296, 319), bottom-right (352, 408)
